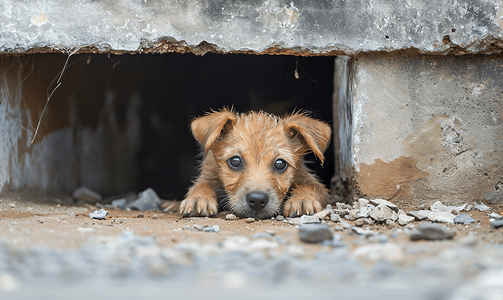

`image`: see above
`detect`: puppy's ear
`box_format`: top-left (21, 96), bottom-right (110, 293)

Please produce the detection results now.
top-left (283, 112), bottom-right (332, 164)
top-left (191, 108), bottom-right (237, 152)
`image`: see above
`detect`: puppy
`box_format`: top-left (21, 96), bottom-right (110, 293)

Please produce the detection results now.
top-left (180, 108), bottom-right (331, 219)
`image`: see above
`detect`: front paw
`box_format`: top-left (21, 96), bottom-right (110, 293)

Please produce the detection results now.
top-left (180, 196), bottom-right (218, 217)
top-left (283, 196), bottom-right (323, 218)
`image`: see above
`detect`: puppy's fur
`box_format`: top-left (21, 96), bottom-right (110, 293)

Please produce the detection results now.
top-left (180, 108), bottom-right (331, 219)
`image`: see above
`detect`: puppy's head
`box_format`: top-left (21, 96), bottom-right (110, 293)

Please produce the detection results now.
top-left (191, 108), bottom-right (331, 219)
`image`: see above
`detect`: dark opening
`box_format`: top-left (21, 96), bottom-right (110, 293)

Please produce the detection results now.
top-left (26, 53), bottom-right (335, 200)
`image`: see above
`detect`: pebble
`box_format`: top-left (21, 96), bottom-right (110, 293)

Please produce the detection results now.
top-left (491, 220), bottom-right (503, 228)
top-left (386, 219), bottom-right (396, 228)
top-left (356, 205), bottom-right (374, 218)
top-left (300, 215), bottom-right (320, 224)
top-left (357, 198), bottom-right (369, 209)
top-left (314, 210), bottom-right (331, 220)
top-left (152, 214), bottom-right (159, 219)
top-left (9, 203), bottom-right (15, 208)
top-left (73, 186), bottom-right (102, 204)
top-left (226, 214), bottom-right (238, 220)
top-left (193, 225), bottom-right (203, 231)
top-left (430, 201), bottom-right (450, 212)
top-left (333, 209), bottom-right (350, 217)
top-left (346, 209), bottom-right (358, 221)
top-left (298, 223), bottom-right (333, 243)
top-left (336, 202), bottom-right (352, 210)
top-left (428, 211), bottom-right (455, 224)
top-left (410, 223), bottom-right (455, 241)
top-left (488, 213), bottom-right (503, 220)
top-left (465, 204), bottom-right (473, 212)
top-left (110, 199), bottom-right (127, 209)
top-left (370, 204), bottom-right (396, 222)
top-left (333, 224), bottom-right (343, 231)
top-left (275, 215), bottom-right (285, 221)
top-left (351, 227), bottom-right (376, 237)
top-left (474, 204), bottom-right (490, 212)
top-left (127, 188), bottom-right (162, 211)
top-left (245, 218), bottom-right (255, 223)
top-left (88, 209), bottom-right (108, 220)
top-left (453, 214), bottom-right (475, 225)
top-left (202, 225), bottom-right (220, 232)
top-left (354, 219), bottom-right (364, 227)
top-left (341, 221), bottom-right (351, 229)
top-left (398, 214), bottom-right (415, 226)
top-left (408, 210), bottom-right (432, 221)
top-left (362, 218), bottom-right (375, 225)
top-left (369, 199), bottom-right (399, 212)
top-left (330, 214), bottom-right (342, 223)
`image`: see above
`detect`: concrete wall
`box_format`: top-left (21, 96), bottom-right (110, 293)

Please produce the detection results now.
top-left (2, 0), bottom-right (503, 55)
top-left (352, 54), bottom-right (503, 205)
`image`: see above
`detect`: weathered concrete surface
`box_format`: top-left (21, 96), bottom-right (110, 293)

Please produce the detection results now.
top-left (2, 0), bottom-right (503, 55)
top-left (352, 54), bottom-right (503, 206)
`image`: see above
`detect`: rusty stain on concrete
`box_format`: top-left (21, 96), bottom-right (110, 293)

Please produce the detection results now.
top-left (356, 156), bottom-right (427, 200)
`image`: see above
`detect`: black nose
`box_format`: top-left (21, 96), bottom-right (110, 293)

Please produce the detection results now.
top-left (246, 191), bottom-right (269, 211)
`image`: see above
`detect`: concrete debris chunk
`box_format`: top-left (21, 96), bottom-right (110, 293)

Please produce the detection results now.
top-left (201, 225), bottom-right (220, 232)
top-left (453, 214), bottom-right (475, 225)
top-left (127, 188), bottom-right (161, 211)
top-left (357, 205), bottom-right (374, 218)
top-left (330, 214), bottom-right (342, 223)
top-left (357, 198), bottom-right (369, 209)
top-left (491, 220), bottom-right (503, 228)
top-left (408, 210), bottom-right (432, 221)
top-left (410, 223), bottom-right (455, 241)
top-left (488, 213), bottom-right (503, 220)
top-left (346, 209), bottom-right (358, 221)
top-left (300, 215), bottom-right (320, 224)
top-left (430, 201), bottom-right (450, 212)
top-left (73, 186), bottom-right (102, 204)
top-left (334, 209), bottom-right (350, 217)
top-left (369, 199), bottom-right (399, 212)
top-left (226, 214), bottom-right (237, 220)
top-left (474, 204), bottom-right (490, 212)
top-left (370, 204), bottom-right (396, 222)
top-left (298, 223), bottom-right (333, 243)
top-left (314, 209), bottom-right (331, 220)
top-left (398, 214), bottom-right (415, 226)
top-left (428, 211), bottom-right (455, 224)
top-left (88, 209), bottom-right (108, 220)
top-left (110, 199), bottom-right (127, 209)
top-left (335, 202), bottom-right (352, 210)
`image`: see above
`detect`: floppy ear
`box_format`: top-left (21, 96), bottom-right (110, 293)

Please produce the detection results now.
top-left (283, 112), bottom-right (332, 164)
top-left (190, 108), bottom-right (237, 152)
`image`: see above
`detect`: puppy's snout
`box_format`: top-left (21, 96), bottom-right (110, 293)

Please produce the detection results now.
top-left (246, 191), bottom-right (269, 212)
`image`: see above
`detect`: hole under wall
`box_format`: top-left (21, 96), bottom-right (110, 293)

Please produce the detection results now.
top-left (2, 53), bottom-right (335, 200)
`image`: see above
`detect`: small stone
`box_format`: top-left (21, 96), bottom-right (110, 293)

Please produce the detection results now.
top-left (336, 202), bottom-right (352, 210)
top-left (330, 214), bottom-right (342, 222)
top-left (474, 204), bottom-right (490, 212)
top-left (202, 225), bottom-right (220, 232)
top-left (300, 215), bottom-right (320, 224)
top-left (357, 198), bottom-right (369, 209)
top-left (110, 199), bottom-right (127, 209)
top-left (354, 219), bottom-right (364, 227)
top-left (356, 206), bottom-right (373, 218)
top-left (245, 217), bottom-right (255, 223)
top-left (193, 225), bottom-right (203, 231)
top-left (275, 215), bottom-right (285, 221)
top-left (430, 201), bottom-right (450, 212)
top-left (137, 214), bottom-right (144, 218)
top-left (73, 186), bottom-right (102, 204)
top-left (491, 220), bottom-right (503, 228)
top-left (314, 210), bottom-right (331, 220)
top-left (408, 210), bottom-right (432, 221)
top-left (428, 211), bottom-right (455, 224)
top-left (334, 209), bottom-right (350, 217)
top-left (287, 217), bottom-right (302, 225)
top-left (226, 214), bottom-right (238, 220)
top-left (464, 204), bottom-right (473, 212)
top-left (369, 199), bottom-right (399, 212)
top-left (152, 214), bottom-right (159, 219)
top-left (9, 203), bottom-right (15, 208)
top-left (341, 221), bottom-right (351, 229)
top-left (298, 223), bottom-right (333, 243)
top-left (127, 188), bottom-right (162, 211)
top-left (351, 227), bottom-right (377, 237)
top-left (410, 223), bottom-right (455, 241)
top-left (398, 214), bottom-right (415, 226)
top-left (323, 204), bottom-right (335, 214)
top-left (88, 209), bottom-right (108, 220)
top-left (370, 204), bottom-right (395, 222)
top-left (488, 213), bottom-right (503, 220)
top-left (453, 214), bottom-right (475, 225)
top-left (386, 219), bottom-right (396, 228)
top-left (347, 209), bottom-right (358, 221)
top-left (362, 217), bottom-right (375, 225)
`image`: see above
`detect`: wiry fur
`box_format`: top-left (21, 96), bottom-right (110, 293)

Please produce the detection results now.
top-left (180, 108), bottom-right (332, 219)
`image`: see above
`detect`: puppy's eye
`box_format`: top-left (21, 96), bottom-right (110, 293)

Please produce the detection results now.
top-left (227, 156), bottom-right (243, 170)
top-left (273, 159), bottom-right (288, 172)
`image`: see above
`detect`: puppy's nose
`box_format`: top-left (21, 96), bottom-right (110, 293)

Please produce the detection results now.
top-left (246, 191), bottom-right (269, 211)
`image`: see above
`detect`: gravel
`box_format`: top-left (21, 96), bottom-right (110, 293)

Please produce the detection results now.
top-left (410, 223), bottom-right (455, 241)
top-left (127, 188), bottom-right (162, 211)
top-left (88, 209), bottom-right (108, 220)
top-left (454, 214), bottom-right (476, 225)
top-left (298, 223), bottom-right (333, 243)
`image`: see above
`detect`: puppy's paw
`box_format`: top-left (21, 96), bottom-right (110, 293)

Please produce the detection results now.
top-left (180, 196), bottom-right (218, 217)
top-left (283, 196), bottom-right (323, 217)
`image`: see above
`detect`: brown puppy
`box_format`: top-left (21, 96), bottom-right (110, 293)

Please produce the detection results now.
top-left (180, 108), bottom-right (331, 219)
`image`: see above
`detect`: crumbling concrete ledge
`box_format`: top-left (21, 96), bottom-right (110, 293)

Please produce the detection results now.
top-left (2, 0), bottom-right (503, 55)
